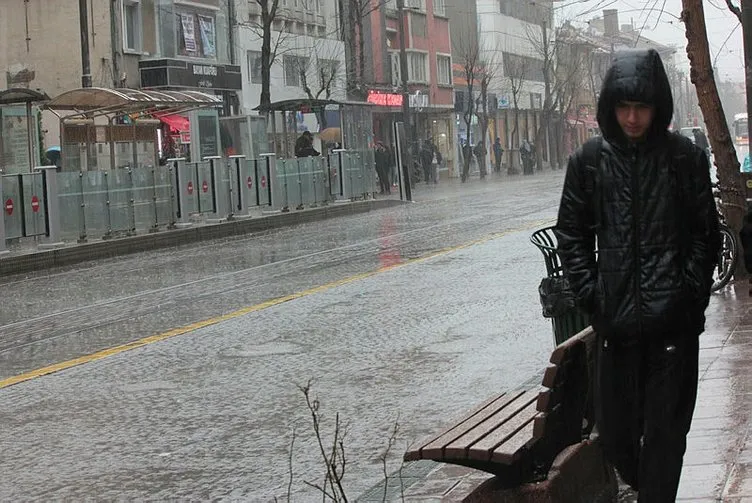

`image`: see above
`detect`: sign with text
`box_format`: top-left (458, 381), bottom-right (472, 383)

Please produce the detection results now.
top-left (367, 90), bottom-right (403, 107)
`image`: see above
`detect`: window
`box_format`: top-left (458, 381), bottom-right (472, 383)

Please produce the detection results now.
top-left (178, 11), bottom-right (217, 58)
top-left (407, 0), bottom-right (425, 11)
top-left (390, 52), bottom-right (401, 86)
top-left (248, 51), bottom-right (262, 84)
top-left (408, 52), bottom-right (427, 83)
top-left (284, 55), bottom-right (309, 86)
top-left (437, 55), bottom-right (451, 86)
top-left (123, 0), bottom-right (142, 52)
top-left (433, 0), bottom-right (446, 16)
top-left (318, 59), bottom-right (340, 88)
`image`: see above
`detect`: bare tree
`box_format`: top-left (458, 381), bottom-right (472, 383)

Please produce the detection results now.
top-left (505, 54), bottom-right (529, 175)
top-left (297, 38), bottom-right (345, 128)
top-left (682, 0), bottom-right (745, 273)
top-left (454, 32), bottom-right (482, 182)
top-left (474, 52), bottom-right (501, 178)
top-left (249, 0), bottom-right (289, 107)
top-left (342, 0), bottom-right (387, 97)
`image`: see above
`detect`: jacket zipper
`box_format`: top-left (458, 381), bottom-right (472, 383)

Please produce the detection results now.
top-left (631, 147), bottom-right (642, 334)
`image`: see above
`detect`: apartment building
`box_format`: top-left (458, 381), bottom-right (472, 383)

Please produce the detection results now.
top-left (364, 0), bottom-right (455, 175)
top-left (236, 0), bottom-right (346, 125)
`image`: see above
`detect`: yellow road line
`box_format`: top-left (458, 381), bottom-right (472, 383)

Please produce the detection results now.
top-left (0, 219), bottom-right (553, 390)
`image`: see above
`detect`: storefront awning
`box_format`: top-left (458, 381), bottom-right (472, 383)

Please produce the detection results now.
top-left (154, 112), bottom-right (190, 133)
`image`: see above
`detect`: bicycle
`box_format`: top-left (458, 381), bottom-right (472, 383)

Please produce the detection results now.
top-left (711, 182), bottom-right (739, 292)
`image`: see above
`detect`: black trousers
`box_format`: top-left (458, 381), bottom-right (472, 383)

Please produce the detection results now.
top-left (596, 333), bottom-right (699, 502)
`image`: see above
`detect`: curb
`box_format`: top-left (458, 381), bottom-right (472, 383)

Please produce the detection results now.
top-left (0, 199), bottom-right (406, 277)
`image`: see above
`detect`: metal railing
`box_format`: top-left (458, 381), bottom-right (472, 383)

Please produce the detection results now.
top-left (1, 150), bottom-right (377, 252)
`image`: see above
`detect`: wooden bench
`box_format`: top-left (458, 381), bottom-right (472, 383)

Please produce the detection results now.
top-left (404, 327), bottom-right (598, 489)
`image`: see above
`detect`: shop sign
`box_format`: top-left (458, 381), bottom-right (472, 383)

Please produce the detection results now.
top-left (139, 59), bottom-right (242, 91)
top-left (367, 90), bottom-right (403, 107)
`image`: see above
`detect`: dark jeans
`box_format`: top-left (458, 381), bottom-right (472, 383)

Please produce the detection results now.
top-left (494, 156), bottom-right (502, 173)
top-left (596, 332), bottom-right (699, 502)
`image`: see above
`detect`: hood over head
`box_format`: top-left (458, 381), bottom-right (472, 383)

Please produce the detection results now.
top-left (596, 49), bottom-right (673, 143)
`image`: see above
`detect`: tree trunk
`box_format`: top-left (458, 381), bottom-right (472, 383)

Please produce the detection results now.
top-left (509, 106), bottom-right (520, 175)
top-left (260, 19), bottom-right (272, 107)
top-left (682, 1), bottom-right (746, 265)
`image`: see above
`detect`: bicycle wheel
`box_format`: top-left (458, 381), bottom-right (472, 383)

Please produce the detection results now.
top-left (711, 224), bottom-right (739, 292)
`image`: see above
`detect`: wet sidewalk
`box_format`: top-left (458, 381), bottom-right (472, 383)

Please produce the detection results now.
top-left (359, 282), bottom-right (752, 502)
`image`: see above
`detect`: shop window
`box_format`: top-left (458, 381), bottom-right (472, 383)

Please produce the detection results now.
top-left (178, 11), bottom-right (217, 59)
top-left (248, 51), bottom-right (262, 83)
top-left (437, 55), bottom-right (451, 86)
top-left (123, 0), bottom-right (142, 52)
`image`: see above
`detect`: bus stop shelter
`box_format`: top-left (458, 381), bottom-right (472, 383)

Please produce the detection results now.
top-left (254, 99), bottom-right (375, 159)
top-left (0, 88), bottom-right (50, 174)
top-left (44, 87), bottom-right (223, 171)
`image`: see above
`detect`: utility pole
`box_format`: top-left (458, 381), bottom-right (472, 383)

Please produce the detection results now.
top-left (79, 0), bottom-right (92, 87)
top-left (743, 0), bottom-right (752, 146)
top-left (396, 0), bottom-right (412, 200)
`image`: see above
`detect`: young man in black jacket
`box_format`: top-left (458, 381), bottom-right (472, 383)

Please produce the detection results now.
top-left (555, 49), bottom-right (721, 501)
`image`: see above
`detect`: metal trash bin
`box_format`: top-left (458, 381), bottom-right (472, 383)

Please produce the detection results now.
top-left (531, 226), bottom-right (591, 346)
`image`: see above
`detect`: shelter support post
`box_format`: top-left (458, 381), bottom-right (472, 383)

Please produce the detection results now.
top-left (0, 175), bottom-right (9, 255)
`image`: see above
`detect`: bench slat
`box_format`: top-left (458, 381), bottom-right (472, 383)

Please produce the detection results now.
top-left (445, 390), bottom-right (539, 460)
top-left (466, 399), bottom-right (539, 461)
top-left (414, 389), bottom-right (529, 460)
top-left (490, 420), bottom-right (538, 464)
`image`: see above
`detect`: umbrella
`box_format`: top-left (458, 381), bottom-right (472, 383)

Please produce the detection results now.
top-left (317, 127), bottom-right (341, 143)
top-left (46, 146), bottom-right (61, 153)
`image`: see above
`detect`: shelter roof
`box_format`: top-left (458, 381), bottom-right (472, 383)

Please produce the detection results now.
top-left (46, 87), bottom-right (222, 112)
top-left (254, 98), bottom-right (340, 113)
top-left (0, 88), bottom-right (50, 105)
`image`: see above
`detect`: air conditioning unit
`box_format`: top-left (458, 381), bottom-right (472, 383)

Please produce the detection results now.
top-left (407, 0), bottom-right (422, 9)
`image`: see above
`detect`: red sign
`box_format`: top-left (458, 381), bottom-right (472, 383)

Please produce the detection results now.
top-left (4, 199), bottom-right (13, 216)
top-left (187, 181), bottom-right (194, 195)
top-left (30, 196), bottom-right (40, 213)
top-left (202, 180), bottom-right (209, 193)
top-left (246, 176), bottom-right (253, 189)
top-left (367, 90), bottom-right (403, 107)
top-left (261, 176), bottom-right (267, 188)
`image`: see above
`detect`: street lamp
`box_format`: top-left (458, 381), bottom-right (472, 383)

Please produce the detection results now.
top-left (396, 0), bottom-right (412, 200)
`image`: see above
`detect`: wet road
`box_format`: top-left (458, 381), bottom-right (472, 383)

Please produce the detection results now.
top-left (2, 173), bottom-right (566, 501)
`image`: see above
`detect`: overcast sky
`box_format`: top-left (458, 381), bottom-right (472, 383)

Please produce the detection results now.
top-left (554, 0), bottom-right (744, 82)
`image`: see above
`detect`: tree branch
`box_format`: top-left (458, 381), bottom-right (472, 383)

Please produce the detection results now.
top-left (725, 0), bottom-right (742, 23)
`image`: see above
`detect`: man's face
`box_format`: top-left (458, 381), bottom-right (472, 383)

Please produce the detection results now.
top-left (615, 101), bottom-right (655, 140)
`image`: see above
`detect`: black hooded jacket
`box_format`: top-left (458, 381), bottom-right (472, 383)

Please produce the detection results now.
top-left (555, 49), bottom-right (719, 339)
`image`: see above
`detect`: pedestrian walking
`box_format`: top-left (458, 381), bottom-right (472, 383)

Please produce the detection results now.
top-left (474, 141), bottom-right (487, 179)
top-left (420, 138), bottom-right (436, 184)
top-left (461, 140), bottom-right (473, 182)
top-left (493, 137), bottom-right (504, 173)
top-left (520, 140), bottom-right (534, 175)
top-left (555, 48), bottom-right (721, 502)
top-left (374, 141), bottom-right (392, 194)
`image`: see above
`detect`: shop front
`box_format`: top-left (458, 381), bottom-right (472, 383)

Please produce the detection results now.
top-left (139, 59), bottom-right (242, 161)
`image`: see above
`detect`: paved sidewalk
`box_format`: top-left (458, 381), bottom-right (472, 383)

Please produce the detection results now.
top-left (359, 281), bottom-right (752, 502)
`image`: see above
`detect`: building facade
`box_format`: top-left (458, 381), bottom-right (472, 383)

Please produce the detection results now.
top-left (0, 1), bottom-right (242, 166)
top-left (364, 0), bottom-right (455, 176)
top-left (446, 0), bottom-right (554, 171)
